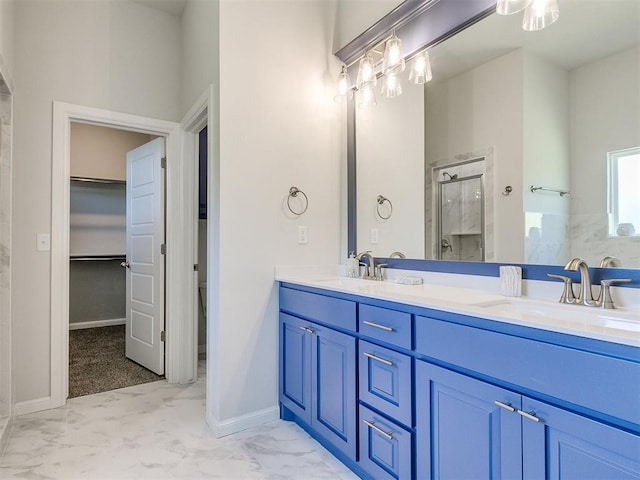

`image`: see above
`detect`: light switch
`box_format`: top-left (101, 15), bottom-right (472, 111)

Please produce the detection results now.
top-left (297, 226), bottom-right (308, 244)
top-left (37, 233), bottom-right (51, 251)
top-left (370, 228), bottom-right (379, 244)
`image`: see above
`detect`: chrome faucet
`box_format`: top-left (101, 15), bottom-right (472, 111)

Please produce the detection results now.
top-left (600, 256), bottom-right (621, 268)
top-left (356, 251), bottom-right (376, 279)
top-left (564, 258), bottom-right (596, 306)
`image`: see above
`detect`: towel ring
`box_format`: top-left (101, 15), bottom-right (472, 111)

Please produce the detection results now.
top-left (376, 195), bottom-right (393, 220)
top-left (287, 186), bottom-right (308, 216)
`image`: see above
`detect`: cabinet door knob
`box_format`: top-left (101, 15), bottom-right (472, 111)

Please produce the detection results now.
top-left (298, 326), bottom-right (314, 334)
top-left (494, 400), bottom-right (516, 412)
top-left (363, 419), bottom-right (394, 440)
top-left (517, 409), bottom-right (541, 423)
top-left (120, 261), bottom-right (130, 269)
top-left (363, 352), bottom-right (394, 366)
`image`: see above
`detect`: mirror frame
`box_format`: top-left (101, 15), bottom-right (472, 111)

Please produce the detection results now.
top-left (336, 0), bottom-right (640, 287)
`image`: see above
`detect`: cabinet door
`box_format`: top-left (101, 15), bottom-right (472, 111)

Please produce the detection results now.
top-left (416, 361), bottom-right (522, 480)
top-left (279, 313), bottom-right (312, 424)
top-left (359, 340), bottom-right (413, 427)
top-left (522, 397), bottom-right (640, 480)
top-left (311, 324), bottom-right (357, 460)
top-left (359, 404), bottom-right (413, 480)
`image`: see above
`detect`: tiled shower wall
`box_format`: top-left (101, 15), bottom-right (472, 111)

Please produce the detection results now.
top-left (0, 90), bottom-right (12, 428)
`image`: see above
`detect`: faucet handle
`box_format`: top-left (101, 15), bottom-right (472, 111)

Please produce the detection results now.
top-left (375, 263), bottom-right (388, 281)
top-left (547, 274), bottom-right (576, 304)
top-left (597, 278), bottom-right (631, 309)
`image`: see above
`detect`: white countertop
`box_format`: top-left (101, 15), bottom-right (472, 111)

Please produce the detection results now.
top-left (276, 269), bottom-right (640, 348)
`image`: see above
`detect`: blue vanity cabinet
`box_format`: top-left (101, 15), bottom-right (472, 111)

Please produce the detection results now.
top-left (521, 397), bottom-right (640, 479)
top-left (414, 316), bottom-right (640, 480)
top-left (359, 404), bottom-right (413, 480)
top-left (280, 313), bottom-right (312, 424)
top-left (310, 322), bottom-right (357, 460)
top-left (279, 287), bottom-right (357, 462)
top-left (415, 361), bottom-right (523, 479)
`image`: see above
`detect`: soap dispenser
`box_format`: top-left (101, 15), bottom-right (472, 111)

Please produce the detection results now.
top-left (346, 252), bottom-right (359, 278)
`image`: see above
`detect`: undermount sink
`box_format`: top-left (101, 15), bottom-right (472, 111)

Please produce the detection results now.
top-left (471, 298), bottom-right (640, 333)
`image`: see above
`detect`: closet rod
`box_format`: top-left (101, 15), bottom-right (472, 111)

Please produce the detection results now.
top-left (70, 255), bottom-right (126, 262)
top-left (70, 176), bottom-right (126, 185)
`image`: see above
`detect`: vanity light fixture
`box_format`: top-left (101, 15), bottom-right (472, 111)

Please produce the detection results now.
top-left (357, 82), bottom-right (377, 108)
top-left (381, 71), bottom-right (402, 99)
top-left (497, 0), bottom-right (559, 31)
top-left (336, 65), bottom-right (352, 99)
top-left (409, 50), bottom-right (433, 85)
top-left (496, 0), bottom-right (533, 15)
top-left (381, 32), bottom-right (405, 75)
top-left (522, 0), bottom-right (560, 31)
top-left (356, 51), bottom-right (377, 88)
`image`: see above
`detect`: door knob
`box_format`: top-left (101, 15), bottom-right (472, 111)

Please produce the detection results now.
top-left (120, 261), bottom-right (130, 269)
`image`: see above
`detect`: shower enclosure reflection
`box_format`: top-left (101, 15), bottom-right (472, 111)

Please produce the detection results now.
top-left (434, 160), bottom-right (485, 261)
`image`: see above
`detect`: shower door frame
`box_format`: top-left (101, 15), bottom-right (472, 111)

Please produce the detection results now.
top-left (435, 170), bottom-right (486, 261)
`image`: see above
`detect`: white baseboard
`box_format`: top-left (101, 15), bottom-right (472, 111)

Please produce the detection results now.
top-left (0, 414), bottom-right (13, 457)
top-left (207, 405), bottom-right (279, 438)
top-left (69, 318), bottom-right (126, 330)
top-left (14, 396), bottom-right (57, 416)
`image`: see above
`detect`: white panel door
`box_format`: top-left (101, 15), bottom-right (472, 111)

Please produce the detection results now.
top-left (125, 138), bottom-right (165, 375)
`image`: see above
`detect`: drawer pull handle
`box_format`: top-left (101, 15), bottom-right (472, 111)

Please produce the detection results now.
top-left (299, 326), bottom-right (314, 334)
top-left (363, 320), bottom-right (395, 332)
top-left (494, 400), bottom-right (515, 412)
top-left (517, 409), bottom-right (541, 423)
top-left (363, 419), bottom-right (394, 440)
top-left (363, 352), bottom-right (394, 366)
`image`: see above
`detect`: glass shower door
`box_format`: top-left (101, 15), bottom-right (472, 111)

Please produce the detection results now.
top-left (437, 175), bottom-right (484, 261)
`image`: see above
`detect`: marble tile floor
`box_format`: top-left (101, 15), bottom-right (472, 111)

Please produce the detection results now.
top-left (0, 362), bottom-right (358, 480)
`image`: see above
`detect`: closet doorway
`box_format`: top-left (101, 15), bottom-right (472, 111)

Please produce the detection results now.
top-left (196, 126), bottom-right (208, 359)
top-left (68, 123), bottom-right (165, 397)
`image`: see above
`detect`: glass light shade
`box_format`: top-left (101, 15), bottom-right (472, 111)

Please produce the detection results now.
top-left (381, 72), bottom-right (402, 99)
top-left (409, 51), bottom-right (433, 85)
top-left (382, 34), bottom-right (405, 74)
top-left (356, 53), bottom-right (377, 88)
top-left (496, 0), bottom-right (534, 15)
top-left (357, 82), bottom-right (377, 108)
top-left (522, 0), bottom-right (559, 31)
top-left (337, 66), bottom-right (351, 96)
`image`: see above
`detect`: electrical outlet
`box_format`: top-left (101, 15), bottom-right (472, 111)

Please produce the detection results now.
top-left (297, 226), bottom-right (308, 244)
top-left (37, 233), bottom-right (51, 251)
top-left (370, 228), bottom-right (379, 244)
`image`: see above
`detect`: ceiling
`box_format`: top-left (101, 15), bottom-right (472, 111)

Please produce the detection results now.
top-left (131, 0), bottom-right (187, 16)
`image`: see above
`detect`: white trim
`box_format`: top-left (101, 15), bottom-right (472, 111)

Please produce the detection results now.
top-left (180, 86), bottom-right (218, 410)
top-left (51, 102), bottom-right (186, 413)
top-left (207, 406), bottom-right (280, 438)
top-left (13, 397), bottom-right (55, 416)
top-left (69, 318), bottom-right (126, 330)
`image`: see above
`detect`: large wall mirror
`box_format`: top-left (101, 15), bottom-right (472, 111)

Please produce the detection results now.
top-left (341, 0), bottom-right (640, 273)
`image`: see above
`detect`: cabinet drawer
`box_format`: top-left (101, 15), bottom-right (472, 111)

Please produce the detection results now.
top-left (359, 340), bottom-right (413, 427)
top-left (358, 304), bottom-right (411, 349)
top-left (280, 287), bottom-right (356, 332)
top-left (359, 404), bottom-right (413, 480)
top-left (415, 316), bottom-right (640, 427)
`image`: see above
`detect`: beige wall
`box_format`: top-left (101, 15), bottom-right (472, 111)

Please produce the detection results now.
top-left (70, 123), bottom-right (153, 180)
top-left (180, 0), bottom-right (342, 426)
top-left (12, 0), bottom-right (181, 403)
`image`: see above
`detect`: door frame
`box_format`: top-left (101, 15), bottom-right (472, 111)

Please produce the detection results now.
top-left (51, 101), bottom-right (190, 408)
top-left (180, 86), bottom-right (221, 432)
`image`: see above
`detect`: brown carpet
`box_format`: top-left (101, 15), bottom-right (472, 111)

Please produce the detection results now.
top-left (69, 325), bottom-right (164, 398)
